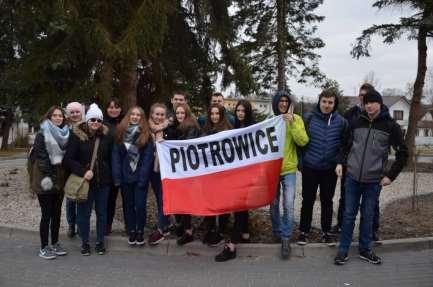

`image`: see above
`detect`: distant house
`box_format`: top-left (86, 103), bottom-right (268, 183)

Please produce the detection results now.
top-left (224, 97), bottom-right (274, 118)
top-left (0, 106), bottom-right (34, 148)
top-left (343, 96), bottom-right (433, 146)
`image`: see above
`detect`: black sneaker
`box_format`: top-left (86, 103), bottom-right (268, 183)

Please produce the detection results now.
top-left (95, 242), bottom-right (106, 255)
top-left (177, 232), bottom-right (194, 246)
top-left (321, 232), bottom-right (336, 246)
top-left (334, 253), bottom-right (349, 265)
top-left (297, 232), bottom-right (308, 246)
top-left (136, 232), bottom-right (145, 246)
top-left (81, 244), bottom-right (91, 256)
top-left (359, 251), bottom-right (382, 264)
top-left (215, 245), bottom-right (237, 262)
top-left (128, 232), bottom-right (136, 245)
top-left (67, 225), bottom-right (76, 238)
top-left (208, 232), bottom-right (224, 247)
top-left (281, 239), bottom-right (291, 260)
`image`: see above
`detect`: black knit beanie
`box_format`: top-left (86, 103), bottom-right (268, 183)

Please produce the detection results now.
top-left (363, 89), bottom-right (383, 105)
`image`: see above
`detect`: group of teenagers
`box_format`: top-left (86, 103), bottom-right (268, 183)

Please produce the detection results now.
top-left (29, 83), bottom-right (408, 265)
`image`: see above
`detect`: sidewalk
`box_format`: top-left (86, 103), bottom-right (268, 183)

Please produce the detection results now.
top-left (1, 228), bottom-right (432, 287)
top-left (2, 225), bottom-right (433, 258)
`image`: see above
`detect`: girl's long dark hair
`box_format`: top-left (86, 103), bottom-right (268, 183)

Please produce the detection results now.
top-left (234, 100), bottom-right (255, 128)
top-left (203, 104), bottom-right (232, 134)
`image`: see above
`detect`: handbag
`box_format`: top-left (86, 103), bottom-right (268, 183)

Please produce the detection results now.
top-left (64, 137), bottom-right (100, 202)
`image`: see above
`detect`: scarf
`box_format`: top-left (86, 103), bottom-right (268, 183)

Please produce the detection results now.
top-left (40, 120), bottom-right (70, 165)
top-left (148, 118), bottom-right (169, 172)
top-left (123, 124), bottom-right (140, 172)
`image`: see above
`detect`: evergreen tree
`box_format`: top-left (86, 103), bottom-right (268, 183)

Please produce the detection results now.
top-left (351, 0), bottom-right (433, 160)
top-left (233, 0), bottom-right (326, 93)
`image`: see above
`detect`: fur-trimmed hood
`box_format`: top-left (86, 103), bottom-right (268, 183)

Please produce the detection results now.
top-left (73, 122), bottom-right (109, 141)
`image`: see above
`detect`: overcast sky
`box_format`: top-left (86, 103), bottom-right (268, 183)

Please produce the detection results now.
top-left (289, 0), bottom-right (432, 101)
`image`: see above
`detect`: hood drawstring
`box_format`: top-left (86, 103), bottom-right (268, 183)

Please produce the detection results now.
top-left (327, 113), bottom-right (332, 126)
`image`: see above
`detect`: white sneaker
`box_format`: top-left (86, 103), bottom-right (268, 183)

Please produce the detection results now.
top-left (39, 246), bottom-right (56, 260)
top-left (51, 243), bottom-right (68, 256)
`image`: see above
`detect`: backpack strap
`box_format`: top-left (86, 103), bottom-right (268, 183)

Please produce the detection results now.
top-left (89, 137), bottom-right (100, 171)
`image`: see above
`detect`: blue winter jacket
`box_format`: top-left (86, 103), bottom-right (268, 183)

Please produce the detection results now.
top-left (112, 141), bottom-right (153, 187)
top-left (302, 106), bottom-right (348, 170)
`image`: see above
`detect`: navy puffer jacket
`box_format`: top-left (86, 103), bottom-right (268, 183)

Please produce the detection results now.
top-left (302, 106), bottom-right (348, 170)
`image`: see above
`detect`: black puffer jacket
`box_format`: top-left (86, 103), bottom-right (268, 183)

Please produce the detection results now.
top-left (30, 133), bottom-right (67, 194)
top-left (63, 122), bottom-right (113, 188)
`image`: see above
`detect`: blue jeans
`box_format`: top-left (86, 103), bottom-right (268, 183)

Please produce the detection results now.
top-left (337, 170), bottom-right (381, 232)
top-left (122, 183), bottom-right (147, 234)
top-left (338, 176), bottom-right (381, 255)
top-left (66, 199), bottom-right (76, 227)
top-left (76, 185), bottom-right (109, 245)
top-left (149, 171), bottom-right (169, 231)
top-left (270, 173), bottom-right (296, 239)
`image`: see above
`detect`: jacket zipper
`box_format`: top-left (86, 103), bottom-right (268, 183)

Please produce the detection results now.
top-left (358, 117), bottom-right (373, 182)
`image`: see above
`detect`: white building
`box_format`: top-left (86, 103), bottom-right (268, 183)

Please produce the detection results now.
top-left (344, 96), bottom-right (433, 146)
top-left (224, 97), bottom-right (273, 118)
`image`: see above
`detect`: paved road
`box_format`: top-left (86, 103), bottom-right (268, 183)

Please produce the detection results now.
top-left (0, 234), bottom-right (432, 287)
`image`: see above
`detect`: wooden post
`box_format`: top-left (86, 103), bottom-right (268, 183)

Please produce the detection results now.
top-left (411, 148), bottom-right (419, 211)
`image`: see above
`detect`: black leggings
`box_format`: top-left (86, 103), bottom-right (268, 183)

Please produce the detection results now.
top-left (37, 193), bottom-right (64, 249)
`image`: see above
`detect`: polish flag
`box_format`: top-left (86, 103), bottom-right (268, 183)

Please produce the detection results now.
top-left (156, 116), bottom-right (286, 216)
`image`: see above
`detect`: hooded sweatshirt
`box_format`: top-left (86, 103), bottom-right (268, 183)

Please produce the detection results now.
top-left (339, 105), bottom-right (408, 183)
top-left (272, 91), bottom-right (309, 175)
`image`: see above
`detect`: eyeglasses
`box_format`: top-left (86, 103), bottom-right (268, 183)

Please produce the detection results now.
top-left (89, 118), bottom-right (102, 123)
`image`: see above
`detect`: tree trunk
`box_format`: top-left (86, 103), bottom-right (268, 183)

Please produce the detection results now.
top-left (119, 59), bottom-right (138, 111)
top-left (276, 0), bottom-right (287, 90)
top-left (97, 59), bottom-right (113, 107)
top-left (405, 15), bottom-right (428, 161)
top-left (1, 114), bottom-right (13, 150)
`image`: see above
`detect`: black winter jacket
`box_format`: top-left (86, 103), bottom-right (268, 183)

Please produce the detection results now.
top-left (164, 124), bottom-right (200, 140)
top-left (30, 133), bottom-right (67, 194)
top-left (63, 122), bottom-right (114, 188)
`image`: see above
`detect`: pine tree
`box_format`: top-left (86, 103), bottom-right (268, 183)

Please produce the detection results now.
top-left (233, 0), bottom-right (326, 93)
top-left (351, 0), bottom-right (433, 161)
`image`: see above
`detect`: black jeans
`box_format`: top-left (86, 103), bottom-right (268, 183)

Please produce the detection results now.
top-left (203, 214), bottom-right (230, 234)
top-left (336, 168), bottom-right (381, 233)
top-left (231, 211), bottom-right (249, 243)
top-left (300, 167), bottom-right (337, 233)
top-left (179, 215), bottom-right (192, 230)
top-left (37, 193), bottom-right (64, 249)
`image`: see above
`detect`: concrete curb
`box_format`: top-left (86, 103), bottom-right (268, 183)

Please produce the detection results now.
top-left (1, 225), bottom-right (432, 259)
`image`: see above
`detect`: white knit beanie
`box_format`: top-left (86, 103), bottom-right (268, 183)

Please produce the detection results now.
top-left (85, 103), bottom-right (103, 121)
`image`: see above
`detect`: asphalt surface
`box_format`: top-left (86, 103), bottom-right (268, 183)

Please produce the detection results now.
top-left (0, 232), bottom-right (432, 287)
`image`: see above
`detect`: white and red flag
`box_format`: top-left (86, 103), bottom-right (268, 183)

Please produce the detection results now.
top-left (156, 116), bottom-right (286, 216)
